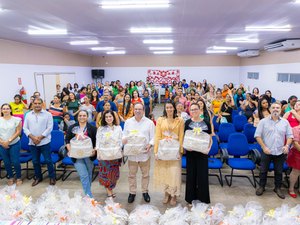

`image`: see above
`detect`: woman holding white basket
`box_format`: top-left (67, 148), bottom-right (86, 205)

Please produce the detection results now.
top-left (183, 103), bottom-right (212, 205)
top-left (154, 100), bottom-right (184, 206)
top-left (96, 110), bottom-right (122, 199)
top-left (65, 110), bottom-right (97, 198)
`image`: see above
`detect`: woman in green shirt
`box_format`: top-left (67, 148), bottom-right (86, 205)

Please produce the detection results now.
top-left (65, 92), bottom-right (80, 120)
top-left (128, 81), bottom-right (138, 96)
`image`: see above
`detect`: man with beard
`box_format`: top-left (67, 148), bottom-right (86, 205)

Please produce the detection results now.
top-left (96, 91), bottom-right (117, 112)
top-left (255, 102), bottom-right (293, 199)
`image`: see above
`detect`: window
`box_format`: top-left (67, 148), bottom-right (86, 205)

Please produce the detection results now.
top-left (277, 73), bottom-right (300, 83)
top-left (247, 72), bottom-right (259, 80)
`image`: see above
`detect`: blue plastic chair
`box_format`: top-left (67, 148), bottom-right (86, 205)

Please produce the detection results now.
top-left (233, 115), bottom-right (248, 132)
top-left (40, 130), bottom-right (65, 179)
top-left (212, 116), bottom-right (219, 133)
top-left (218, 123), bottom-right (236, 149)
top-left (208, 136), bottom-right (223, 186)
top-left (224, 133), bottom-right (256, 187)
top-left (0, 156), bottom-right (5, 179)
top-left (53, 121), bottom-right (59, 130)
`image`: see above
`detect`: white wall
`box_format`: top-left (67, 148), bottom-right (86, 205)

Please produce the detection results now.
top-left (94, 66), bottom-right (240, 89)
top-left (239, 63), bottom-right (300, 101)
top-left (0, 64), bottom-right (93, 105)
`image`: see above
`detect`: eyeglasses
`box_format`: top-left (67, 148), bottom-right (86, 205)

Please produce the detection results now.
top-left (134, 108), bottom-right (143, 111)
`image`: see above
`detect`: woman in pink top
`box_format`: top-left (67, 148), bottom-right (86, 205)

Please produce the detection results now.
top-left (284, 100), bottom-right (300, 198)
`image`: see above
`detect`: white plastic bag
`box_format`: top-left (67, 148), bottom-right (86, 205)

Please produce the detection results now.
top-left (159, 204), bottom-right (189, 225)
top-left (183, 128), bottom-right (210, 154)
top-left (123, 129), bottom-right (147, 156)
top-left (97, 126), bottom-right (123, 160)
top-left (129, 204), bottom-right (161, 225)
top-left (157, 131), bottom-right (180, 160)
top-left (69, 126), bottom-right (93, 159)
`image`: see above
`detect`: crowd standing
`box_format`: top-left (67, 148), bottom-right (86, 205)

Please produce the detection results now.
top-left (0, 78), bottom-right (299, 206)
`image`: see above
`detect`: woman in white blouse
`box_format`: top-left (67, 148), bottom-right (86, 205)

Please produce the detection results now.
top-left (0, 103), bottom-right (22, 185)
top-left (96, 110), bottom-right (123, 198)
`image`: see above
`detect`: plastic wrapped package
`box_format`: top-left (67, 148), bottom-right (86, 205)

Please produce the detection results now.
top-left (129, 204), bottom-right (161, 225)
top-left (188, 203), bottom-right (226, 225)
top-left (159, 204), bottom-right (189, 225)
top-left (157, 138), bottom-right (180, 160)
top-left (262, 204), bottom-right (300, 225)
top-left (183, 128), bottom-right (210, 154)
top-left (0, 185), bottom-right (33, 221)
top-left (103, 198), bottom-right (129, 225)
top-left (69, 126), bottom-right (94, 159)
top-left (123, 129), bottom-right (147, 156)
top-left (222, 204), bottom-right (246, 225)
top-left (240, 201), bottom-right (264, 225)
top-left (157, 131), bottom-right (180, 160)
top-left (97, 126), bottom-right (123, 160)
top-left (31, 187), bottom-right (105, 224)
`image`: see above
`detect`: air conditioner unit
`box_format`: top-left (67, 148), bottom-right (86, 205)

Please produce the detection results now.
top-left (264, 39), bottom-right (300, 51)
top-left (237, 50), bottom-right (260, 57)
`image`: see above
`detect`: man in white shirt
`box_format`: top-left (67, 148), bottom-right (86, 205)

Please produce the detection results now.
top-left (23, 98), bottom-right (55, 186)
top-left (123, 102), bottom-right (155, 203)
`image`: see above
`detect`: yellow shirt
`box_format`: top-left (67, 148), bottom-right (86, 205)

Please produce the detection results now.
top-left (154, 117), bottom-right (185, 154)
top-left (211, 99), bottom-right (224, 114)
top-left (10, 102), bottom-right (25, 115)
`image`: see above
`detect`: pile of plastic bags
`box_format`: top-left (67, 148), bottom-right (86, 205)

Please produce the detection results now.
top-left (0, 186), bottom-right (299, 225)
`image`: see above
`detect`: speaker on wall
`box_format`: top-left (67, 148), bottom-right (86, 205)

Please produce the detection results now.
top-left (91, 69), bottom-right (105, 79)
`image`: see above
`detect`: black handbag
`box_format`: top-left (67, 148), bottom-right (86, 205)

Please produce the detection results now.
top-left (58, 145), bottom-right (68, 158)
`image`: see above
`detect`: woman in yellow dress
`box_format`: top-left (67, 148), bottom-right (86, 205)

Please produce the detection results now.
top-left (154, 100), bottom-right (184, 206)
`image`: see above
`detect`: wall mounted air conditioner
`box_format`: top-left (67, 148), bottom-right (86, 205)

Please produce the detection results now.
top-left (237, 50), bottom-right (260, 57)
top-left (264, 39), bottom-right (300, 51)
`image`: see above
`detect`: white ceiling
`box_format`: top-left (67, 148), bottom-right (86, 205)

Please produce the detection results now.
top-left (0, 0), bottom-right (299, 56)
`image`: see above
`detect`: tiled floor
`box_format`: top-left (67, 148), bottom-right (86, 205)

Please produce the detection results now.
top-left (0, 104), bottom-right (299, 213)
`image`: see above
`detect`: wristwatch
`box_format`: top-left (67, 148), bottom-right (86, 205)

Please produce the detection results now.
top-left (8, 138), bottom-right (12, 143)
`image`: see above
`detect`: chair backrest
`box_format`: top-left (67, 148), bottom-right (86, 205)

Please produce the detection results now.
top-left (212, 116), bottom-right (219, 132)
top-left (20, 130), bottom-right (30, 151)
top-left (231, 110), bottom-right (239, 121)
top-left (90, 121), bottom-right (96, 127)
top-left (208, 136), bottom-right (219, 156)
top-left (227, 133), bottom-right (250, 156)
top-left (50, 130), bottom-right (65, 153)
top-left (53, 121), bottom-right (59, 130)
top-left (233, 115), bottom-right (248, 132)
top-left (218, 123), bottom-right (236, 143)
top-left (243, 123), bottom-right (257, 143)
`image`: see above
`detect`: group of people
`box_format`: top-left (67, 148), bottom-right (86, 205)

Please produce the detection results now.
top-left (0, 78), bottom-right (299, 207)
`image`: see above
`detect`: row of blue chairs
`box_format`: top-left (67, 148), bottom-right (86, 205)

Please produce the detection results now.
top-left (182, 122), bottom-right (290, 188)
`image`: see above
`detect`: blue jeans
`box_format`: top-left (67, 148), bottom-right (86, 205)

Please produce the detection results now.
top-left (0, 141), bottom-right (21, 179)
top-left (74, 158), bottom-right (94, 198)
top-left (29, 143), bottom-right (55, 180)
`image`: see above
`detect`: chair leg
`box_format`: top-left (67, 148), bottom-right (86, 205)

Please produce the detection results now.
top-left (219, 169), bottom-right (223, 187)
top-left (251, 170), bottom-right (256, 188)
top-left (225, 169), bottom-right (234, 186)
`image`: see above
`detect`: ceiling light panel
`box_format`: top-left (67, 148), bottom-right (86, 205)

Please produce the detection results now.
top-left (245, 25), bottom-right (291, 32)
top-left (70, 40), bottom-right (99, 45)
top-left (153, 51), bottom-right (174, 54)
top-left (143, 39), bottom-right (173, 44)
top-left (149, 46), bottom-right (174, 50)
top-left (212, 46), bottom-right (238, 50)
top-left (130, 27), bottom-right (172, 33)
top-left (100, 1), bottom-right (170, 9)
top-left (106, 51), bottom-right (126, 54)
top-left (91, 47), bottom-right (115, 51)
top-left (27, 29), bottom-right (68, 35)
top-left (225, 38), bottom-right (260, 43)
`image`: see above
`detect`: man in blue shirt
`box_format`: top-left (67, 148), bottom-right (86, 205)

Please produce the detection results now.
top-left (23, 98), bottom-right (55, 186)
top-left (255, 102), bottom-right (293, 199)
top-left (96, 91), bottom-right (118, 112)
